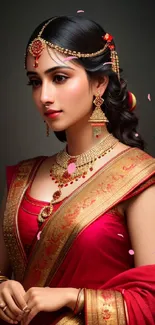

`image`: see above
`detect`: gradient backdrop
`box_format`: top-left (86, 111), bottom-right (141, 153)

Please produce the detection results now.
top-left (0, 0), bottom-right (155, 200)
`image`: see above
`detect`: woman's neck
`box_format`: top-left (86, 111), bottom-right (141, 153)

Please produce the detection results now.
top-left (65, 123), bottom-right (109, 156)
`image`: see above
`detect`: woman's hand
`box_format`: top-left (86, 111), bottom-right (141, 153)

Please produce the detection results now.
top-left (21, 287), bottom-right (79, 325)
top-left (0, 280), bottom-right (27, 324)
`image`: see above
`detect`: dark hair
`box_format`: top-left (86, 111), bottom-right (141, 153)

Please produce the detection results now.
top-left (26, 15), bottom-right (145, 150)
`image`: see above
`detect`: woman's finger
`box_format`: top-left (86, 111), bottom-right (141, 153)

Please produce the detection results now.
top-left (0, 308), bottom-right (18, 324)
top-left (2, 292), bottom-right (24, 319)
top-left (13, 291), bottom-right (28, 311)
top-left (21, 299), bottom-right (41, 325)
top-left (21, 305), bottom-right (38, 325)
top-left (11, 284), bottom-right (27, 311)
top-left (5, 304), bottom-right (24, 323)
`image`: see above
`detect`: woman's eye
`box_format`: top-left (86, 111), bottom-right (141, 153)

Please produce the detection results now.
top-left (53, 75), bottom-right (68, 83)
top-left (27, 79), bottom-right (41, 88)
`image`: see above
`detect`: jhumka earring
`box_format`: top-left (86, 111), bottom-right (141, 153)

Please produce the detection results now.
top-left (44, 121), bottom-right (49, 137)
top-left (88, 91), bottom-right (109, 137)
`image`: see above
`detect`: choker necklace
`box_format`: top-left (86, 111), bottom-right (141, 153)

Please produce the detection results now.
top-left (38, 132), bottom-right (119, 225)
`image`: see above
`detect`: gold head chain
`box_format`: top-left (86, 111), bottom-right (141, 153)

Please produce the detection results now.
top-left (25, 18), bottom-right (120, 79)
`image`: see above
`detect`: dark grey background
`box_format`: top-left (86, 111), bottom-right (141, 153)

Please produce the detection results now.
top-left (1, 0), bottom-right (155, 199)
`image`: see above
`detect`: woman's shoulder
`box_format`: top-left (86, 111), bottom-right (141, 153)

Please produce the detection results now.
top-left (5, 155), bottom-right (49, 190)
top-left (117, 144), bottom-right (155, 168)
top-left (121, 147), bottom-right (155, 209)
top-left (6, 155), bottom-right (46, 171)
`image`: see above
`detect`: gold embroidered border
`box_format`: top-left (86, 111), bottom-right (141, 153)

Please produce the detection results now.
top-left (56, 311), bottom-right (84, 324)
top-left (22, 148), bottom-right (155, 289)
top-left (85, 289), bottom-right (126, 324)
top-left (115, 291), bottom-right (126, 325)
top-left (3, 156), bottom-right (45, 281)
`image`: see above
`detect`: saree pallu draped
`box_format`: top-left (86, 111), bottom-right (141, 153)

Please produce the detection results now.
top-left (3, 148), bottom-right (155, 324)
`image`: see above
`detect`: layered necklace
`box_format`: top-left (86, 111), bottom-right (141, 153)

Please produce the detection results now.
top-left (38, 132), bottom-right (119, 225)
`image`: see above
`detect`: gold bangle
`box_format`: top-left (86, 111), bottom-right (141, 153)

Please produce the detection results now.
top-left (74, 288), bottom-right (85, 315)
top-left (0, 276), bottom-right (8, 284)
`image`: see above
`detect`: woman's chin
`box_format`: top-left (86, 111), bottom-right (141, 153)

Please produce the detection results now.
top-left (50, 126), bottom-right (66, 132)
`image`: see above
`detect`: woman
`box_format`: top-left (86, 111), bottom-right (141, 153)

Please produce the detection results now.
top-left (0, 15), bottom-right (155, 325)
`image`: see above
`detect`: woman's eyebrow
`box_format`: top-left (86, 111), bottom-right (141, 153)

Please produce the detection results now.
top-left (26, 65), bottom-right (75, 77)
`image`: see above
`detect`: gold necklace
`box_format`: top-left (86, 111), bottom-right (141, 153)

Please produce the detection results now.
top-left (38, 133), bottom-right (118, 225)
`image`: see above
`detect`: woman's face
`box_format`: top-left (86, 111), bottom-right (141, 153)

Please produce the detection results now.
top-left (26, 47), bottom-right (107, 132)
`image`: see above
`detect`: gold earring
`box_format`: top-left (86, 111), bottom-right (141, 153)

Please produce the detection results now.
top-left (88, 91), bottom-right (109, 137)
top-left (44, 121), bottom-right (49, 137)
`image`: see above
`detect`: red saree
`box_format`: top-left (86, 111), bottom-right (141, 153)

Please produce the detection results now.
top-left (3, 147), bottom-right (155, 324)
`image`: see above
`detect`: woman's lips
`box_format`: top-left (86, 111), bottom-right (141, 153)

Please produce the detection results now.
top-left (44, 110), bottom-right (62, 119)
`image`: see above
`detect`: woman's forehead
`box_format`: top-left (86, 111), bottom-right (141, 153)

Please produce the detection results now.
top-left (26, 47), bottom-right (82, 73)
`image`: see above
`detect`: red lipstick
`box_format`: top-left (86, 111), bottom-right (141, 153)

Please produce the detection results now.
top-left (44, 109), bottom-right (62, 119)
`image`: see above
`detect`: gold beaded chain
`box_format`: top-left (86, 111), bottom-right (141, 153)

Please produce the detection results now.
top-left (51, 133), bottom-right (118, 184)
top-left (38, 133), bottom-right (118, 225)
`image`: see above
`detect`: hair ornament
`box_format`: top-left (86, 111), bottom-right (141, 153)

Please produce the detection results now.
top-left (102, 33), bottom-right (113, 42)
top-left (26, 20), bottom-right (120, 79)
top-left (102, 33), bottom-right (120, 79)
top-left (28, 38), bottom-right (45, 68)
top-left (128, 92), bottom-right (137, 111)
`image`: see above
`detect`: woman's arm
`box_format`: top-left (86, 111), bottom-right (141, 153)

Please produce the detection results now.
top-left (0, 187), bottom-right (12, 277)
top-left (68, 184), bottom-right (155, 324)
top-left (126, 183), bottom-right (155, 266)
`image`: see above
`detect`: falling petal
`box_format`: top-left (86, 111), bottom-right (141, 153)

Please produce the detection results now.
top-left (117, 233), bottom-right (124, 238)
top-left (103, 62), bottom-right (113, 66)
top-left (37, 231), bottom-right (42, 241)
top-left (135, 133), bottom-right (139, 137)
top-left (63, 56), bottom-right (78, 62)
top-left (129, 249), bottom-right (134, 255)
top-left (147, 94), bottom-right (151, 101)
top-left (68, 163), bottom-right (76, 175)
top-left (77, 10), bottom-right (85, 13)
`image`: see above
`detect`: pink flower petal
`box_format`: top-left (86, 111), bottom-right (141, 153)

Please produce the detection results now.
top-left (77, 10), bottom-right (85, 13)
top-left (37, 231), bottom-right (42, 241)
top-left (135, 133), bottom-right (139, 137)
top-left (103, 62), bottom-right (113, 66)
top-left (147, 94), bottom-right (151, 101)
top-left (117, 233), bottom-right (124, 238)
top-left (129, 249), bottom-right (134, 255)
top-left (63, 56), bottom-right (78, 62)
top-left (67, 163), bottom-right (76, 175)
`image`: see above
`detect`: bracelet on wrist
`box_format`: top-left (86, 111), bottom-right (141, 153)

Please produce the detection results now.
top-left (73, 288), bottom-right (85, 315)
top-left (0, 276), bottom-right (8, 284)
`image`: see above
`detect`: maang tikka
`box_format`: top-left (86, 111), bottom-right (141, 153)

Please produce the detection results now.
top-left (88, 91), bottom-right (109, 137)
top-left (26, 20), bottom-right (120, 79)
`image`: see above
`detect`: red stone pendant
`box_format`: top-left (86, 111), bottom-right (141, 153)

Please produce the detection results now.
top-left (53, 190), bottom-right (61, 200)
top-left (63, 171), bottom-right (70, 179)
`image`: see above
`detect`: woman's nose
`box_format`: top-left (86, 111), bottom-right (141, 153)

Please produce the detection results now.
top-left (40, 82), bottom-right (54, 105)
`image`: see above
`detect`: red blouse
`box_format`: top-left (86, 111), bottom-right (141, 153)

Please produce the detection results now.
top-left (6, 161), bottom-right (135, 286)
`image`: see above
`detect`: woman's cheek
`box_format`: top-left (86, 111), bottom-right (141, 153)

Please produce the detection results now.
top-left (67, 78), bottom-right (86, 96)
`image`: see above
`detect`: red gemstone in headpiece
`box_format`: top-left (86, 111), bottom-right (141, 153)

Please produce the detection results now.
top-left (29, 38), bottom-right (45, 68)
top-left (103, 33), bottom-right (113, 42)
top-left (30, 38), bottom-right (45, 57)
top-left (109, 44), bottom-right (115, 50)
